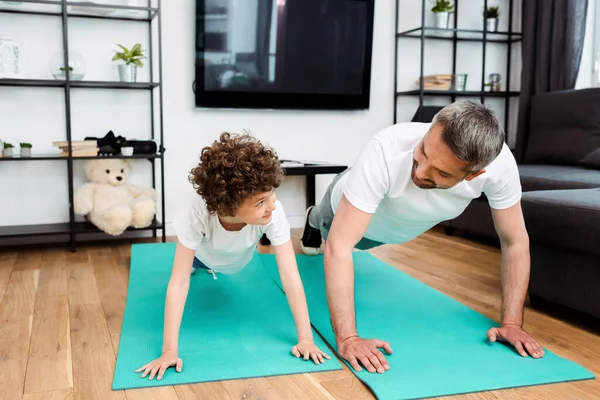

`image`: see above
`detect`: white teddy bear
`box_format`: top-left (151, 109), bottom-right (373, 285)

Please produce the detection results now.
top-left (74, 158), bottom-right (157, 236)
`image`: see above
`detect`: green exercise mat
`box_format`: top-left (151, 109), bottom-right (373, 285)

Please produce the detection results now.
top-left (112, 243), bottom-right (341, 390)
top-left (259, 252), bottom-right (594, 400)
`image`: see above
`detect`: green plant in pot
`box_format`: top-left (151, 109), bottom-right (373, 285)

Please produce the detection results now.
top-left (430, 0), bottom-right (454, 29)
top-left (112, 43), bottom-right (145, 83)
top-left (2, 142), bottom-right (14, 157)
top-left (20, 142), bottom-right (32, 157)
top-left (120, 140), bottom-right (134, 156)
top-left (484, 5), bottom-right (500, 32)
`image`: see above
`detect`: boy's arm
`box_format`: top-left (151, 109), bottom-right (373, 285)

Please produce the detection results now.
top-left (137, 240), bottom-right (195, 380)
top-left (273, 239), bottom-right (313, 342)
top-left (162, 241), bottom-right (196, 354)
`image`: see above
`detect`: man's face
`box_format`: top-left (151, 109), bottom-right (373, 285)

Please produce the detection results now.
top-left (411, 124), bottom-right (485, 189)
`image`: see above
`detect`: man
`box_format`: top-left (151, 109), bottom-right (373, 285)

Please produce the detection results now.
top-left (300, 100), bottom-right (545, 375)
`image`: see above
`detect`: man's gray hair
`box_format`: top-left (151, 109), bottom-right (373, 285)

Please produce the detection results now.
top-left (432, 100), bottom-right (505, 172)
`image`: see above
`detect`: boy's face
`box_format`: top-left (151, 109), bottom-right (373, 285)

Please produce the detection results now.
top-left (235, 190), bottom-right (277, 225)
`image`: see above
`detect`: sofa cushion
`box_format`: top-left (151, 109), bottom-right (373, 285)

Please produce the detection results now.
top-left (522, 189), bottom-right (600, 257)
top-left (519, 165), bottom-right (600, 192)
top-left (524, 88), bottom-right (600, 166)
top-left (580, 147), bottom-right (600, 170)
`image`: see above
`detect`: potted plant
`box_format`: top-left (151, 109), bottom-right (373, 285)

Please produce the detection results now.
top-left (112, 43), bottom-right (145, 83)
top-left (484, 6), bottom-right (500, 32)
top-left (120, 140), bottom-right (134, 156)
top-left (2, 142), bottom-right (14, 157)
top-left (20, 142), bottom-right (32, 157)
top-left (430, 0), bottom-right (454, 29)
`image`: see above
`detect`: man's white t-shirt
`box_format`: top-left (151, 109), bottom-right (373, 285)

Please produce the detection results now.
top-left (173, 196), bottom-right (291, 274)
top-left (330, 122), bottom-right (521, 244)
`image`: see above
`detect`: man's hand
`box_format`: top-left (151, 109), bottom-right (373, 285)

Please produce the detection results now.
top-left (487, 324), bottom-right (545, 358)
top-left (292, 339), bottom-right (332, 365)
top-left (338, 336), bottom-right (393, 374)
top-left (136, 351), bottom-right (183, 380)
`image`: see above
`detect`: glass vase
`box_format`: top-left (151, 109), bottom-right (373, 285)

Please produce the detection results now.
top-left (49, 50), bottom-right (86, 80)
top-left (0, 34), bottom-right (25, 79)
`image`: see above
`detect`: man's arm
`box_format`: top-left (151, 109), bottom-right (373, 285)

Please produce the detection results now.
top-left (491, 202), bottom-right (529, 326)
top-left (324, 195), bottom-right (371, 340)
top-left (324, 195), bottom-right (393, 373)
top-left (489, 202), bottom-right (544, 358)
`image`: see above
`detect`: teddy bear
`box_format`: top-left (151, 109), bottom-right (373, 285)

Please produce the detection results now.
top-left (74, 158), bottom-right (157, 236)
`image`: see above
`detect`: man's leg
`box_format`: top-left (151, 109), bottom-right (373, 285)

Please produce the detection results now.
top-left (301, 170), bottom-right (347, 255)
top-left (300, 204), bottom-right (330, 255)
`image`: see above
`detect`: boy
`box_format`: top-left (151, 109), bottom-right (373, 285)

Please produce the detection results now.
top-left (136, 132), bottom-right (330, 381)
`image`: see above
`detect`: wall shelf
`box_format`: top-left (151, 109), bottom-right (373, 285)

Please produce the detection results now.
top-left (0, 78), bottom-right (65, 87)
top-left (0, 0), bottom-right (166, 251)
top-left (0, 220), bottom-right (163, 239)
top-left (397, 27), bottom-right (522, 43)
top-left (70, 81), bottom-right (160, 89)
top-left (0, 0), bottom-right (158, 21)
top-left (397, 90), bottom-right (520, 97)
top-left (0, 79), bottom-right (160, 89)
top-left (394, 0), bottom-right (521, 135)
top-left (0, 154), bottom-right (163, 161)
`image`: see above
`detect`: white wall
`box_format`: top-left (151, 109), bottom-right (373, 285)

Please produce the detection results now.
top-left (0, 0), bottom-right (526, 236)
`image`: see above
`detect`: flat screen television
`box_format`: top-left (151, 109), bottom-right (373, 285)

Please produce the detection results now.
top-left (195, 0), bottom-right (375, 110)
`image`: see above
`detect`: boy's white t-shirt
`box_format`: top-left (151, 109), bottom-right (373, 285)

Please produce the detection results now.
top-left (330, 122), bottom-right (521, 244)
top-left (173, 197), bottom-right (291, 274)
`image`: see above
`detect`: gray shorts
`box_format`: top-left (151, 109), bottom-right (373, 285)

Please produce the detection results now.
top-left (311, 169), bottom-right (385, 251)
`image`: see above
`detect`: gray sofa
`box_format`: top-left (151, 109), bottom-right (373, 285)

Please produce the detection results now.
top-left (447, 88), bottom-right (600, 318)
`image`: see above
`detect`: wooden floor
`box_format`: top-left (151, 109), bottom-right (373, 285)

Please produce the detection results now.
top-left (0, 229), bottom-right (598, 400)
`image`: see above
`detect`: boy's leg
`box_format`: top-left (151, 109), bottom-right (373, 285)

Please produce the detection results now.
top-left (191, 257), bottom-right (216, 278)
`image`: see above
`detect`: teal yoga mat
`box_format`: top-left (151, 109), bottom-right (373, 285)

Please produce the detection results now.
top-left (112, 243), bottom-right (341, 390)
top-left (259, 252), bottom-right (595, 400)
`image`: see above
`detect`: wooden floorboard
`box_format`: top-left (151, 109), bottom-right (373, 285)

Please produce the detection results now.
top-left (0, 228), bottom-right (597, 399)
top-left (22, 388), bottom-right (74, 400)
top-left (24, 294), bottom-right (72, 395)
top-left (0, 269), bottom-right (39, 400)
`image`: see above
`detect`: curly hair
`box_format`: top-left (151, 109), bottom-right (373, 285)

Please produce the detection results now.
top-left (189, 132), bottom-right (284, 216)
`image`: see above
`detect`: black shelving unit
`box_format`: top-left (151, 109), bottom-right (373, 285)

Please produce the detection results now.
top-left (0, 0), bottom-right (165, 251)
top-left (394, 0), bottom-right (521, 136)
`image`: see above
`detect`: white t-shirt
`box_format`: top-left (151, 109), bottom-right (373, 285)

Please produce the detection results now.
top-left (173, 196), bottom-right (291, 274)
top-left (330, 122), bottom-right (521, 244)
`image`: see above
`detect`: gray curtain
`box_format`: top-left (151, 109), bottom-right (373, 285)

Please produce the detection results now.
top-left (515, 0), bottom-right (588, 163)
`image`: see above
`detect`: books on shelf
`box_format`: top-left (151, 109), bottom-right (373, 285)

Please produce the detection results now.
top-left (53, 140), bottom-right (98, 157)
top-left (416, 74), bottom-right (452, 90)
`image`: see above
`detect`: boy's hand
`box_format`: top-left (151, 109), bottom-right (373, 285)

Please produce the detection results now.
top-left (292, 339), bottom-right (332, 365)
top-left (136, 351), bottom-right (182, 380)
